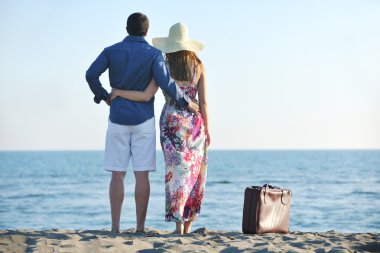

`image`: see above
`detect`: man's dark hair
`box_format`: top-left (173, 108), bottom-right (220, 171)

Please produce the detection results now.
top-left (126, 12), bottom-right (149, 36)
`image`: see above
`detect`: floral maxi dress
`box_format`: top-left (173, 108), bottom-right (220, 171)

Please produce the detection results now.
top-left (160, 78), bottom-right (208, 222)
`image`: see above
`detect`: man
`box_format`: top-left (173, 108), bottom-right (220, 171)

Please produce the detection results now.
top-left (85, 12), bottom-right (199, 233)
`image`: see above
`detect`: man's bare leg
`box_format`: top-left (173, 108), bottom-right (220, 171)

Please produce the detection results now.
top-left (109, 171), bottom-right (126, 233)
top-left (134, 171), bottom-right (150, 232)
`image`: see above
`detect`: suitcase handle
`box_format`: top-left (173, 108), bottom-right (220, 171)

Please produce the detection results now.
top-left (263, 184), bottom-right (281, 189)
top-left (263, 185), bottom-right (290, 205)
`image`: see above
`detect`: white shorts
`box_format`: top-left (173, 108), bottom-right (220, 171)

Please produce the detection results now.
top-left (104, 117), bottom-right (156, 172)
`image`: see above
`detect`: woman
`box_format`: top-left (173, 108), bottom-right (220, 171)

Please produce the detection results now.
top-left (111, 23), bottom-right (210, 235)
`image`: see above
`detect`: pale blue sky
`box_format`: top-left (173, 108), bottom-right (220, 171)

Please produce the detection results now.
top-left (1, 0), bottom-right (379, 150)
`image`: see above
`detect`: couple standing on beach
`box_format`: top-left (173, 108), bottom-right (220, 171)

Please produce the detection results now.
top-left (85, 13), bottom-right (210, 235)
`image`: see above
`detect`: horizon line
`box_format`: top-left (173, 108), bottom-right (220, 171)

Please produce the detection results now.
top-left (0, 148), bottom-right (379, 152)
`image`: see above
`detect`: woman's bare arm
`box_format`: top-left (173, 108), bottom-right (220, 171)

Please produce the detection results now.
top-left (197, 69), bottom-right (211, 146)
top-left (110, 79), bottom-right (159, 102)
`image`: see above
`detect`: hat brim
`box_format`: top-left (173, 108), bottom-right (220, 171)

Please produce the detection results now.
top-left (152, 37), bottom-right (204, 53)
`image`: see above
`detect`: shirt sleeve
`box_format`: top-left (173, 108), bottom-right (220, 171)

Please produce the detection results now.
top-left (85, 49), bottom-right (110, 104)
top-left (152, 53), bottom-right (190, 107)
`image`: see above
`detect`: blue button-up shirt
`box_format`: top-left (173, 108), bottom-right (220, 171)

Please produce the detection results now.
top-left (85, 36), bottom-right (190, 125)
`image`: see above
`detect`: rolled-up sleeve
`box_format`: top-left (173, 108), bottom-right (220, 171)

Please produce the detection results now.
top-left (85, 49), bottom-right (110, 104)
top-left (152, 53), bottom-right (189, 107)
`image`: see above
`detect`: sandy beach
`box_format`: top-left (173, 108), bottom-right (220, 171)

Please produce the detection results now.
top-left (1, 227), bottom-right (379, 253)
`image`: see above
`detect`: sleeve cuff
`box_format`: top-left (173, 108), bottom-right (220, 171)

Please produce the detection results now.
top-left (93, 90), bottom-right (110, 104)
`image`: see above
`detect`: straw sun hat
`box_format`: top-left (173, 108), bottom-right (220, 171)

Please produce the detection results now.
top-left (152, 23), bottom-right (204, 53)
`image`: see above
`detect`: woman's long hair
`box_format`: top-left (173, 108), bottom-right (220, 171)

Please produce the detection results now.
top-left (165, 50), bottom-right (203, 83)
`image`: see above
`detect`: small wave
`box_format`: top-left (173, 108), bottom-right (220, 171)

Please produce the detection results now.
top-left (351, 190), bottom-right (379, 196)
top-left (7, 193), bottom-right (62, 200)
top-left (208, 180), bottom-right (232, 185)
top-left (7, 194), bottom-right (46, 199)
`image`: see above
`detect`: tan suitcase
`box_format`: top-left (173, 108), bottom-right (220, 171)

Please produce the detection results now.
top-left (242, 184), bottom-right (292, 234)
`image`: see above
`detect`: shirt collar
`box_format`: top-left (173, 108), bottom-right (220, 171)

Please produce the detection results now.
top-left (123, 35), bottom-right (148, 44)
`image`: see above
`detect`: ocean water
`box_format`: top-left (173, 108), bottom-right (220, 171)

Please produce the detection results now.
top-left (0, 150), bottom-right (379, 233)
